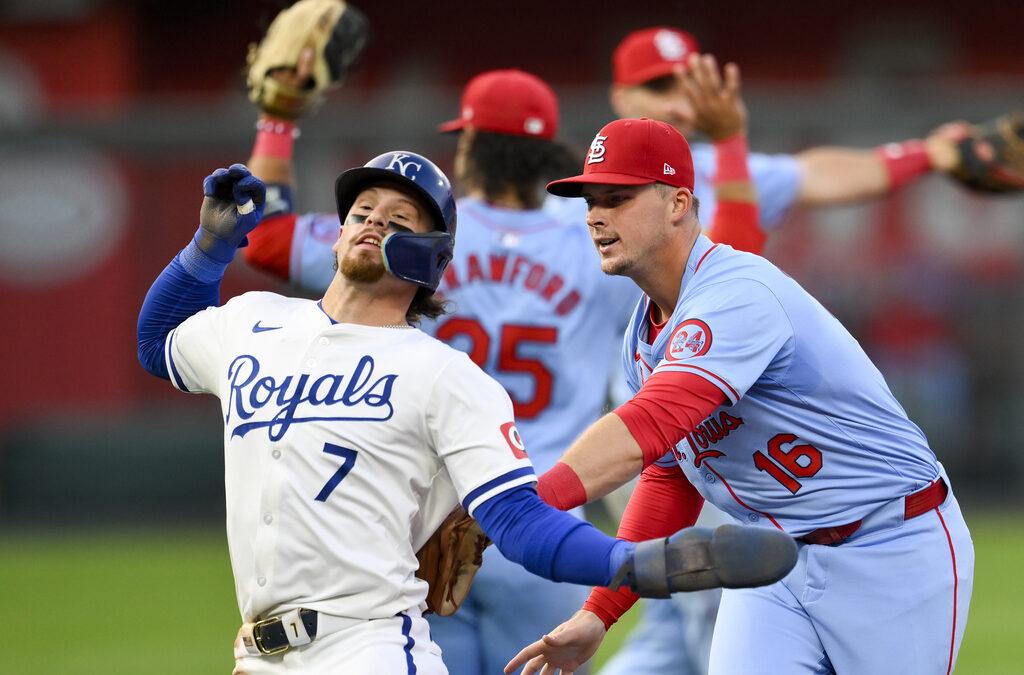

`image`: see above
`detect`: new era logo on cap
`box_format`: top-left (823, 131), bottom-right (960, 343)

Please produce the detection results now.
top-left (546, 118), bottom-right (695, 197)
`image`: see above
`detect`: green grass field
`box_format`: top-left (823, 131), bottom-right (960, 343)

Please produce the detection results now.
top-left (1, 509), bottom-right (1021, 674)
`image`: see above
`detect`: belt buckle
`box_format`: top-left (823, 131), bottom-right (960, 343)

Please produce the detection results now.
top-left (253, 616), bottom-right (289, 656)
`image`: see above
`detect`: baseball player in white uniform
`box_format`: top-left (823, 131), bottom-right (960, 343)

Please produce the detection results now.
top-left (135, 154), bottom-right (797, 673)
top-left (507, 118), bottom-right (974, 675)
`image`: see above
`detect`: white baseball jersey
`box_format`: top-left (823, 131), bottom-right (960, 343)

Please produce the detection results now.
top-left (624, 235), bottom-right (940, 535)
top-left (164, 291), bottom-right (535, 622)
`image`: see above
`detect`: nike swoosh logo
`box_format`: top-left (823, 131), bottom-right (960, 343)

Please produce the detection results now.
top-left (252, 321), bottom-right (283, 333)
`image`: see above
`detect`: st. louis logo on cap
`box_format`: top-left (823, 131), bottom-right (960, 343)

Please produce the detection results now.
top-left (587, 134), bottom-right (608, 164)
top-left (655, 29), bottom-right (687, 61)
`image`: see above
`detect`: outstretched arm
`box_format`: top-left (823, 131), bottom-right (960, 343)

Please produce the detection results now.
top-left (795, 122), bottom-right (964, 205)
top-left (472, 486), bottom-right (634, 587)
top-left (538, 370), bottom-right (726, 509)
top-left (136, 166), bottom-right (266, 378)
top-left (506, 463), bottom-right (705, 674)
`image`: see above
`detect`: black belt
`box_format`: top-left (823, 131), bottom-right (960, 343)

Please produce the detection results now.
top-left (253, 609), bottom-right (319, 655)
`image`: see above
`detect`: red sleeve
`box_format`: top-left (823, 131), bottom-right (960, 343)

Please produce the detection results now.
top-left (243, 213), bottom-right (296, 281)
top-left (703, 133), bottom-right (766, 255)
top-left (705, 202), bottom-right (764, 254)
top-left (614, 370), bottom-right (727, 467)
top-left (583, 463), bottom-right (704, 629)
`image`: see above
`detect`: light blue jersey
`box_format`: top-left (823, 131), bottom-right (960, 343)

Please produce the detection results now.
top-left (623, 235), bottom-right (940, 535)
top-left (422, 196), bottom-right (639, 474)
top-left (691, 145), bottom-right (802, 229)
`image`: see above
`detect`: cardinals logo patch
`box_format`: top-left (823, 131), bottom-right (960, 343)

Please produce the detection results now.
top-left (665, 319), bottom-right (712, 361)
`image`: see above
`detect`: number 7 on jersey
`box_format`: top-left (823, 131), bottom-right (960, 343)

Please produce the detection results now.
top-left (315, 443), bottom-right (358, 502)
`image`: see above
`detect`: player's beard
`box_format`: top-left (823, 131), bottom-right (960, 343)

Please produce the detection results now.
top-left (338, 248), bottom-right (387, 283)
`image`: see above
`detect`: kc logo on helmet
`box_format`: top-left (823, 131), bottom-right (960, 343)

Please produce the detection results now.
top-left (665, 319), bottom-right (712, 361)
top-left (386, 153), bottom-right (423, 178)
top-left (587, 134), bottom-right (609, 164)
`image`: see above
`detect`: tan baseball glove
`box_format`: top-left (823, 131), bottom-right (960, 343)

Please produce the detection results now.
top-left (246, 0), bottom-right (370, 120)
top-left (415, 506), bottom-right (491, 616)
top-left (950, 111), bottom-right (1024, 193)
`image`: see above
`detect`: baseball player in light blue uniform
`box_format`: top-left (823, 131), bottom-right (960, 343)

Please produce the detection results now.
top-left (509, 117), bottom-right (974, 675)
top-left (602, 24), bottom-right (971, 674)
top-left (623, 238), bottom-right (973, 675)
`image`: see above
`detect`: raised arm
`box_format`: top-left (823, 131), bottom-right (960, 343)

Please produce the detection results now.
top-left (241, 53), bottom-right (309, 283)
top-left (136, 166), bottom-right (265, 378)
top-left (242, 2), bottom-right (370, 288)
top-left (678, 53), bottom-right (765, 254)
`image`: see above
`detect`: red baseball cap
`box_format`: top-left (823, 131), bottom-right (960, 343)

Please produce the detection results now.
top-left (613, 27), bottom-right (701, 86)
top-left (546, 118), bottom-right (695, 197)
top-left (438, 69), bottom-right (558, 140)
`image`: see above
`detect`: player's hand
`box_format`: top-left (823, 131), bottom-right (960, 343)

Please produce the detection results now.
top-left (924, 120), bottom-right (973, 173)
top-left (677, 53), bottom-right (747, 142)
top-left (267, 47), bottom-right (316, 96)
top-left (198, 164), bottom-right (266, 262)
top-left (503, 610), bottom-right (606, 675)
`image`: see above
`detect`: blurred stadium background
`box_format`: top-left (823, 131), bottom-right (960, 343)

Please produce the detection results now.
top-left (0, 0), bottom-right (1022, 672)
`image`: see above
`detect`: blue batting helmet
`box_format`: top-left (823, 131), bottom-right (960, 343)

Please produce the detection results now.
top-left (335, 151), bottom-right (457, 291)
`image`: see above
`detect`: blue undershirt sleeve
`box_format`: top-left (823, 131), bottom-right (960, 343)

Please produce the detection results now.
top-left (136, 237), bottom-right (229, 380)
top-left (473, 485), bottom-right (636, 586)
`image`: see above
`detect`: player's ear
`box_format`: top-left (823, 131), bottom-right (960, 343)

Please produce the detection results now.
top-left (670, 187), bottom-right (694, 224)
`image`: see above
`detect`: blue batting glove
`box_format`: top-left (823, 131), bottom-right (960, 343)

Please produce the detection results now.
top-left (197, 163), bottom-right (267, 262)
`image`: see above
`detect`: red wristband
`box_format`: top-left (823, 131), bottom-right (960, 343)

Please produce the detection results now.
top-left (878, 139), bottom-right (932, 189)
top-left (536, 461), bottom-right (588, 511)
top-left (583, 585), bottom-right (639, 630)
top-left (714, 133), bottom-right (751, 183)
top-left (253, 117), bottom-right (298, 160)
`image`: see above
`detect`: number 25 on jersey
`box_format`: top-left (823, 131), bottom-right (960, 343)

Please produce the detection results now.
top-left (436, 317), bottom-right (557, 419)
